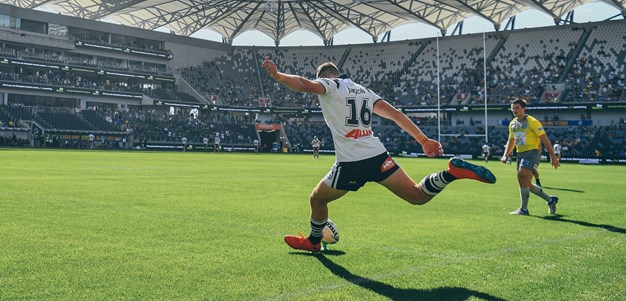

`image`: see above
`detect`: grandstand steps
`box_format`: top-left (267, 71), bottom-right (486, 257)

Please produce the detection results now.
top-left (37, 112), bottom-right (99, 131)
top-left (80, 110), bottom-right (122, 132)
top-left (0, 106), bottom-right (126, 133)
top-left (559, 27), bottom-right (592, 84)
top-left (402, 40), bottom-right (430, 70)
top-left (174, 74), bottom-right (211, 104)
top-left (338, 48), bottom-right (352, 70)
top-left (3, 105), bottom-right (54, 128)
top-left (486, 35), bottom-right (507, 64)
top-left (251, 49), bottom-right (266, 99)
top-left (0, 106), bottom-right (15, 126)
top-left (587, 128), bottom-right (605, 157)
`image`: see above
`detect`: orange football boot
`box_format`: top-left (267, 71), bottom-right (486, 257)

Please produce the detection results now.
top-left (284, 233), bottom-right (321, 252)
top-left (448, 158), bottom-right (496, 184)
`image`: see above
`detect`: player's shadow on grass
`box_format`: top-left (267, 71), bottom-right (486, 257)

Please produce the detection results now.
top-left (537, 215), bottom-right (625, 234)
top-left (542, 186), bottom-right (585, 193)
top-left (314, 255), bottom-right (507, 301)
top-left (289, 249), bottom-right (347, 256)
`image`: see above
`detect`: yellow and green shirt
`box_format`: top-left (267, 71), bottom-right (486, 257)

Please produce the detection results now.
top-left (508, 114), bottom-right (545, 153)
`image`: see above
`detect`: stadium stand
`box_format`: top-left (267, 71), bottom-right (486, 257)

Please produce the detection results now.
top-left (484, 27), bottom-right (577, 104)
top-left (80, 110), bottom-right (122, 132)
top-left (0, 4), bottom-right (623, 162)
top-left (126, 107), bottom-right (256, 146)
top-left (562, 21), bottom-right (626, 103)
top-left (2, 105), bottom-right (53, 128)
top-left (178, 21), bottom-right (624, 109)
top-left (283, 120), bottom-right (334, 152)
top-left (0, 106), bottom-right (16, 127)
top-left (37, 112), bottom-right (98, 131)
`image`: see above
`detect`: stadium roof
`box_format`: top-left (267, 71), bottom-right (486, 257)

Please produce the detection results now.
top-left (2, 0), bottom-right (625, 45)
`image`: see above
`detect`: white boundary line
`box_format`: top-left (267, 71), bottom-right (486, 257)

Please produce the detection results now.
top-left (258, 226), bottom-right (624, 301)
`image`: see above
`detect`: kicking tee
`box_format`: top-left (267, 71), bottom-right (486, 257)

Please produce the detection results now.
top-left (315, 76), bottom-right (387, 162)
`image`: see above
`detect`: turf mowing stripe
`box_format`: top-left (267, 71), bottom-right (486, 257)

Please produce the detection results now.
top-left (259, 225), bottom-right (624, 301)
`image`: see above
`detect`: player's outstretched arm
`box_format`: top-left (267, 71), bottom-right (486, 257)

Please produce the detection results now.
top-left (261, 56), bottom-right (324, 94)
top-left (373, 99), bottom-right (443, 157)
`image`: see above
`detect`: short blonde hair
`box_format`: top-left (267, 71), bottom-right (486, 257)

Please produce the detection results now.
top-left (316, 62), bottom-right (339, 78)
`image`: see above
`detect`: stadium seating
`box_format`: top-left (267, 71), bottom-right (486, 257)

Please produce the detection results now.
top-left (178, 21), bottom-right (624, 108)
top-left (36, 112), bottom-right (97, 131)
top-left (126, 108), bottom-right (256, 145)
top-left (2, 105), bottom-right (53, 128)
top-left (80, 110), bottom-right (123, 132)
top-left (283, 120), bottom-right (334, 151)
top-left (1, 17), bottom-right (624, 159)
top-left (562, 21), bottom-right (626, 103)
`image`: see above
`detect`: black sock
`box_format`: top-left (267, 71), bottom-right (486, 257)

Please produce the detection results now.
top-left (420, 170), bottom-right (456, 196)
top-left (308, 218), bottom-right (327, 245)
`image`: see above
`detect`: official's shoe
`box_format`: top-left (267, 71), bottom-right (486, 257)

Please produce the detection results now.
top-left (448, 158), bottom-right (496, 184)
top-left (284, 233), bottom-right (321, 253)
top-left (547, 196), bottom-right (559, 214)
top-left (510, 208), bottom-right (530, 215)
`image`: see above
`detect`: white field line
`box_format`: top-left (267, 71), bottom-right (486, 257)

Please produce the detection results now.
top-left (257, 226), bottom-right (624, 301)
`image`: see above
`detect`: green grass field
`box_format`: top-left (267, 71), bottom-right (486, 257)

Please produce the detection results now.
top-left (1, 149), bottom-right (624, 300)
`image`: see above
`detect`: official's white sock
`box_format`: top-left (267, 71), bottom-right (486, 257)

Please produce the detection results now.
top-left (529, 185), bottom-right (551, 202)
top-left (520, 187), bottom-right (530, 210)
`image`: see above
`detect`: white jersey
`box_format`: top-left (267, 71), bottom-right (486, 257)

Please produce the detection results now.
top-left (553, 143), bottom-right (562, 154)
top-left (315, 76), bottom-right (387, 162)
top-left (311, 138), bottom-right (321, 148)
top-left (203, 137), bottom-right (209, 145)
top-left (482, 144), bottom-right (490, 154)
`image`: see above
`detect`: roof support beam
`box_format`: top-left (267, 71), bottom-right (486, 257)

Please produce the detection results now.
top-left (504, 15), bottom-right (516, 30)
top-left (527, 0), bottom-right (561, 23)
top-left (378, 0), bottom-right (443, 31)
top-left (82, 0), bottom-right (146, 20)
top-left (297, 2), bottom-right (344, 44)
top-left (315, 1), bottom-right (383, 40)
top-left (451, 21), bottom-right (463, 35)
top-left (452, 0), bottom-right (496, 24)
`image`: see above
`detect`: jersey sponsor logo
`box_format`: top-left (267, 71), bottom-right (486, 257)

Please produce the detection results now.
top-left (344, 129), bottom-right (372, 139)
top-left (380, 157), bottom-right (397, 173)
top-left (347, 87), bottom-right (366, 95)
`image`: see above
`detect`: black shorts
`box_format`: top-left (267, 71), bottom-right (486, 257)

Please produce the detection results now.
top-left (517, 150), bottom-right (540, 173)
top-left (323, 152), bottom-right (400, 191)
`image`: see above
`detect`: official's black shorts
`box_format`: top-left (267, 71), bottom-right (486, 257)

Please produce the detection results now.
top-left (323, 152), bottom-right (400, 191)
top-left (517, 149), bottom-right (540, 173)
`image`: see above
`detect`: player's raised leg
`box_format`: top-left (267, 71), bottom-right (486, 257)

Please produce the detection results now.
top-left (379, 167), bottom-right (434, 205)
top-left (380, 158), bottom-right (496, 205)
